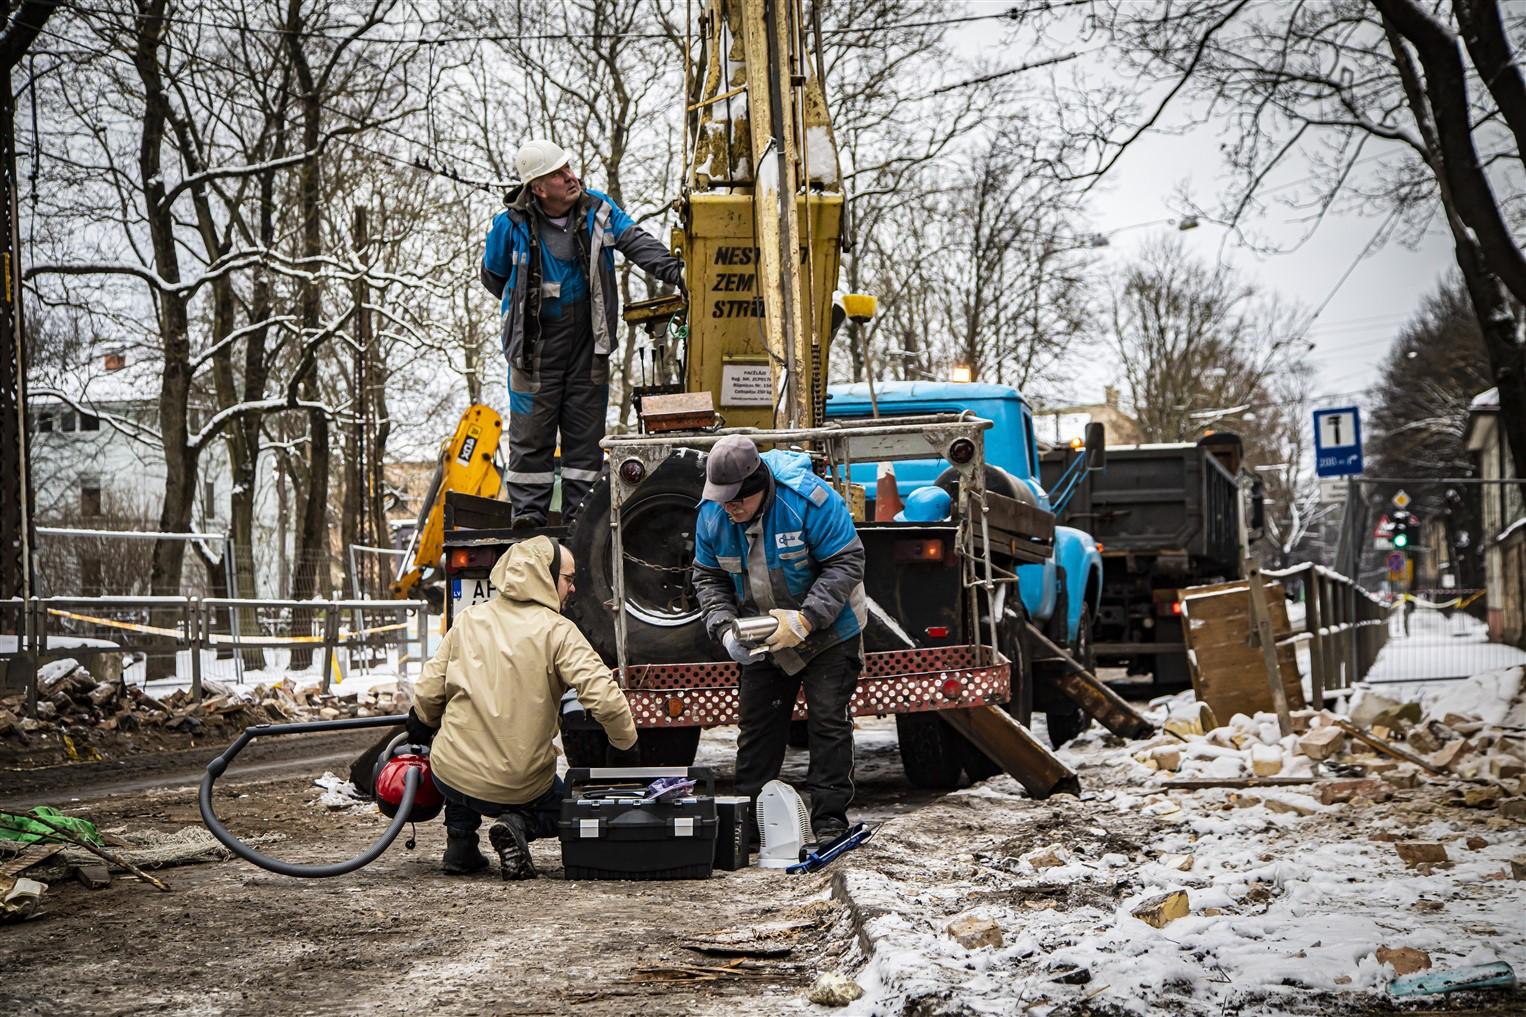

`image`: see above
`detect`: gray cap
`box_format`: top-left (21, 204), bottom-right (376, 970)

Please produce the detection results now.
top-left (701, 435), bottom-right (763, 502)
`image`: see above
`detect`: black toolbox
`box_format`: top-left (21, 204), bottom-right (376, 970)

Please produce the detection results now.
top-left (559, 767), bottom-right (719, 880)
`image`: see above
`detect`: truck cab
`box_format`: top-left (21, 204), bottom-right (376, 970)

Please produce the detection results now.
top-left (825, 381), bottom-right (1103, 654)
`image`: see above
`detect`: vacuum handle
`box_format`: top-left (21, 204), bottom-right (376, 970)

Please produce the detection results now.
top-left (200, 713), bottom-right (420, 878)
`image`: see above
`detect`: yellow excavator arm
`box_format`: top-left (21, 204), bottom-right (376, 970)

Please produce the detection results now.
top-left (389, 403), bottom-right (503, 600)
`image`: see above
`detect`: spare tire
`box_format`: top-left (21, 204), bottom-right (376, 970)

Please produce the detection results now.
top-left (564, 451), bottom-right (716, 666)
top-left (933, 463), bottom-right (1032, 507)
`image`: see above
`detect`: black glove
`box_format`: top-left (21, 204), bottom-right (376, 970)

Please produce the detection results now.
top-left (404, 707), bottom-right (438, 747)
top-left (605, 738), bottom-right (642, 767)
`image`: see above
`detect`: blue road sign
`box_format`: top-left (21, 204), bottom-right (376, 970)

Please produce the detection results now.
top-left (1313, 406), bottom-right (1363, 477)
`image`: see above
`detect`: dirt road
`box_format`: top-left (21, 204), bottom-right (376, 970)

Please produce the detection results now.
top-left (0, 720), bottom-right (920, 1017)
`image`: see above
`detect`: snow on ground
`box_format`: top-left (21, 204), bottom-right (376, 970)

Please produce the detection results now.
top-left (830, 677), bottom-right (1526, 1016)
top-left (1364, 608), bottom-right (1526, 683)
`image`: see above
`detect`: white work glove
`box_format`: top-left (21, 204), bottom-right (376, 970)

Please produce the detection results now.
top-left (764, 609), bottom-right (811, 652)
top-left (720, 628), bottom-right (754, 665)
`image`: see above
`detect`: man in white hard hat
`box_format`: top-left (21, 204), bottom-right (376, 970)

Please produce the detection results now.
top-left (481, 139), bottom-right (686, 527)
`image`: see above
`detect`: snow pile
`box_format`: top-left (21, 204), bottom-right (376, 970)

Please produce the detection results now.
top-left (834, 673), bottom-right (1526, 1016)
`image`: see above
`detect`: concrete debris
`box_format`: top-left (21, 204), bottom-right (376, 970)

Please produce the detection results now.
top-left (1316, 779), bottom-right (1393, 806)
top-left (1351, 693), bottom-right (1420, 730)
top-left (1510, 857), bottom-right (1526, 881)
top-left (1429, 739), bottom-right (1473, 771)
top-left (1394, 842), bottom-right (1448, 867)
top-left (1021, 843), bottom-right (1070, 869)
top-left (1250, 744), bottom-right (1283, 777)
top-left (807, 972), bottom-right (863, 1006)
top-left (1375, 946), bottom-right (1432, 976)
top-left (1131, 890), bottom-right (1189, 929)
top-left (73, 864), bottom-right (111, 890)
top-left (946, 913), bottom-right (1003, 950)
top-left (1500, 798), bottom-right (1526, 819)
top-left (1262, 796), bottom-right (1318, 817)
top-left (1157, 853), bottom-right (1195, 871)
top-left (1461, 786), bottom-right (1502, 808)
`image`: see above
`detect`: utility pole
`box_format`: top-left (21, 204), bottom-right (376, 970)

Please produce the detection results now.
top-left (0, 1), bottom-right (62, 604)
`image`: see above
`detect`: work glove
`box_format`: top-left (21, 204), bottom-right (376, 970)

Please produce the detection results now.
top-left (404, 707), bottom-right (438, 747)
top-left (605, 738), bottom-right (642, 767)
top-left (764, 609), bottom-right (811, 653)
top-left (720, 628), bottom-right (754, 665)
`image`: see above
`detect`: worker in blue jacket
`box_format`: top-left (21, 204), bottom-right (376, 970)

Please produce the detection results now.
top-left (691, 435), bottom-right (867, 846)
top-left (481, 139), bottom-right (685, 526)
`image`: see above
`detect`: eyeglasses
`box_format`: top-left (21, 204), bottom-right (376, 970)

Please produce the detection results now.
top-left (558, 571), bottom-right (576, 584)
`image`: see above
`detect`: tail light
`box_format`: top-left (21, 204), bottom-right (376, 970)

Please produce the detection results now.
top-left (894, 539), bottom-right (947, 563)
top-left (947, 438), bottom-right (976, 464)
top-left (924, 625), bottom-right (950, 640)
top-left (1152, 589), bottom-right (1182, 617)
top-left (666, 696), bottom-right (685, 719)
top-left (448, 546), bottom-right (497, 571)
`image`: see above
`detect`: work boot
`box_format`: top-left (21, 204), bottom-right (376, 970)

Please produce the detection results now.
top-left (442, 832), bottom-right (489, 875)
top-left (489, 816), bottom-right (537, 881)
top-left (805, 819), bottom-right (850, 856)
top-left (511, 513), bottom-right (545, 531)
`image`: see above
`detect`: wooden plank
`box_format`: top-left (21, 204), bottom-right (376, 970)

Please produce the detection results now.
top-left (1245, 561), bottom-right (1294, 735)
top-left (1161, 777), bottom-right (1318, 789)
top-left (1182, 579), bottom-right (1306, 722)
top-left (942, 706), bottom-right (1080, 799)
top-left (0, 843), bottom-right (65, 878)
top-left (1333, 719), bottom-right (1444, 775)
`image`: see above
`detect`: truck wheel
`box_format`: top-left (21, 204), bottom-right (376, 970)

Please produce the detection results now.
top-left (563, 452), bottom-right (715, 666)
top-left (896, 712), bottom-right (965, 789)
top-left (962, 600), bottom-right (1034, 782)
top-left (1045, 602), bottom-right (1095, 749)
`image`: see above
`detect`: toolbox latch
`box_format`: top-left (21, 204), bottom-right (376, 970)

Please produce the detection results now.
top-left (673, 817), bottom-right (695, 838)
top-left (579, 819), bottom-right (601, 839)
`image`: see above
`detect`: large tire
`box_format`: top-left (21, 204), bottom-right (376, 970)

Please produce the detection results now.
top-left (564, 452), bottom-right (714, 666)
top-left (896, 712), bottom-right (965, 789)
top-left (1045, 601), bottom-right (1094, 749)
top-left (962, 598), bottom-right (1035, 782)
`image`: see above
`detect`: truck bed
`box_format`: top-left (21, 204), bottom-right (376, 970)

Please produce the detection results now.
top-left (1041, 443), bottom-right (1241, 570)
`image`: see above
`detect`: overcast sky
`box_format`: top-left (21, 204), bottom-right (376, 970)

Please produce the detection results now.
top-left (950, 6), bottom-right (1456, 418)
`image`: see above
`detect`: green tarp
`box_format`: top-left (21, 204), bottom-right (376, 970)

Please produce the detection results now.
top-left (0, 807), bottom-right (102, 846)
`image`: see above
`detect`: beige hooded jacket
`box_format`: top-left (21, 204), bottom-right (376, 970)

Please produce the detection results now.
top-left (413, 535), bottom-right (637, 804)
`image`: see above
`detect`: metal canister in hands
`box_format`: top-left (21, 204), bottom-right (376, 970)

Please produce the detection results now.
top-left (730, 615), bottom-right (779, 658)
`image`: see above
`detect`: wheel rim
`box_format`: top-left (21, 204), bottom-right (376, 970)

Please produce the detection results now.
top-left (614, 491), bottom-right (702, 628)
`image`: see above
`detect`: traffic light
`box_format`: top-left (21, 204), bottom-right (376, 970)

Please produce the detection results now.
top-left (1391, 513), bottom-right (1412, 549)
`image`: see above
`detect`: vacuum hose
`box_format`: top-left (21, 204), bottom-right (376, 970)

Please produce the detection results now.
top-left (199, 714), bottom-right (418, 878)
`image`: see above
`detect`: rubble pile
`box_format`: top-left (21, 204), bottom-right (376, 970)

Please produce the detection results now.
top-left (0, 657), bottom-right (409, 744)
top-left (1130, 688), bottom-right (1526, 807)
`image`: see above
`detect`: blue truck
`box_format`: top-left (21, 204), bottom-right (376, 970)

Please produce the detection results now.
top-left (825, 381), bottom-right (1106, 753)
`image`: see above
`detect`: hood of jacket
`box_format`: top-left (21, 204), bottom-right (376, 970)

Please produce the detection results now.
top-left (761, 448), bottom-right (818, 499)
top-left (503, 182), bottom-right (596, 224)
top-left (490, 535), bottom-right (561, 612)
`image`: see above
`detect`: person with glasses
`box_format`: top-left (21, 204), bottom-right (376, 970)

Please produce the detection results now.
top-left (406, 535), bottom-right (640, 879)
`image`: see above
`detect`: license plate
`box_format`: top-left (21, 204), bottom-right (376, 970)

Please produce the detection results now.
top-left (450, 577), bottom-right (497, 615)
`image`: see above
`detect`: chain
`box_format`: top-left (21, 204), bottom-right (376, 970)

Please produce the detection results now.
top-left (621, 550), bottom-right (693, 576)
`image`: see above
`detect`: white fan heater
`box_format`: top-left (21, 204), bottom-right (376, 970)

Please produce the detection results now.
top-left (756, 779), bottom-right (813, 869)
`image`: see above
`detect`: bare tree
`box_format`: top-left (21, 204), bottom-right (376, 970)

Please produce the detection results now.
top-left (1053, 0), bottom-right (1526, 478)
top-left (1110, 236), bottom-right (1308, 443)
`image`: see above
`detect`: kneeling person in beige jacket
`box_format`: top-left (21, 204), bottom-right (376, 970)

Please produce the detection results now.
top-left (408, 535), bottom-right (638, 879)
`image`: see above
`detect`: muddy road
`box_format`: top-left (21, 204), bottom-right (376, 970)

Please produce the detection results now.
top-left (0, 720), bottom-right (924, 1017)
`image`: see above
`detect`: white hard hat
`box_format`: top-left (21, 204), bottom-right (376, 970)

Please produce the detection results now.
top-left (515, 139), bottom-right (571, 182)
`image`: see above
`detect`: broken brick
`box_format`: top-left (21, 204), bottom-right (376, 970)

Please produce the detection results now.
top-left (1316, 779), bottom-right (1393, 806)
top-left (1375, 946), bottom-right (1431, 976)
top-left (1394, 842), bottom-right (1448, 867)
top-left (1131, 890), bottom-right (1189, 929)
top-left (1499, 798), bottom-right (1526, 819)
top-left (1430, 739), bottom-right (1473, 771)
top-left (1462, 786), bottom-right (1502, 808)
top-left (1298, 726), bottom-right (1345, 761)
top-left (947, 914), bottom-right (1003, 950)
